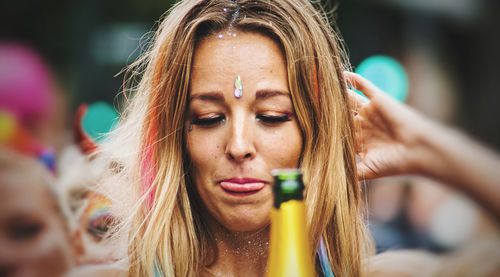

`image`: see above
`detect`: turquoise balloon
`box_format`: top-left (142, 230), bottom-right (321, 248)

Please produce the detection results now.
top-left (355, 55), bottom-right (409, 102)
top-left (82, 102), bottom-right (119, 142)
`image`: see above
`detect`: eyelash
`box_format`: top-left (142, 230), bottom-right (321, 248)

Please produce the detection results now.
top-left (190, 114), bottom-right (292, 127)
top-left (87, 214), bottom-right (114, 241)
top-left (256, 114), bottom-right (291, 123)
top-left (191, 115), bottom-right (226, 126)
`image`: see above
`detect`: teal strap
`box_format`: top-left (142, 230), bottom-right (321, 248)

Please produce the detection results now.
top-left (318, 237), bottom-right (335, 277)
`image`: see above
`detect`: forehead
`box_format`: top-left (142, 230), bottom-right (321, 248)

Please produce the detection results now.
top-left (192, 31), bottom-right (285, 75)
top-left (0, 175), bottom-right (56, 217)
top-left (190, 31), bottom-right (288, 96)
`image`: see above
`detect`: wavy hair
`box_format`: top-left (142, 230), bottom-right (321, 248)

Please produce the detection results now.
top-left (102, 0), bottom-right (374, 276)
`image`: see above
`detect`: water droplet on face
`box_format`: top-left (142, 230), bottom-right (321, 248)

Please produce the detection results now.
top-left (218, 34), bottom-right (223, 39)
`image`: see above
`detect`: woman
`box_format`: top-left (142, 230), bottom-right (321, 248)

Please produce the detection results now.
top-left (102, 0), bottom-right (373, 276)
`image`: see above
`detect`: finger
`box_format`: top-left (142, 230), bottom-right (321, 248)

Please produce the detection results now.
top-left (352, 115), bottom-right (366, 153)
top-left (347, 89), bottom-right (369, 110)
top-left (343, 71), bottom-right (383, 100)
top-left (356, 161), bottom-right (378, 180)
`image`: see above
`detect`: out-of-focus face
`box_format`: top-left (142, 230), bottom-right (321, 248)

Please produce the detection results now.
top-left (0, 174), bottom-right (74, 277)
top-left (75, 192), bottom-right (119, 265)
top-left (186, 31), bottom-right (303, 232)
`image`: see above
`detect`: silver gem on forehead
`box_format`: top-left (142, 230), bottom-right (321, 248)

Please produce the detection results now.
top-left (234, 75), bottom-right (243, 98)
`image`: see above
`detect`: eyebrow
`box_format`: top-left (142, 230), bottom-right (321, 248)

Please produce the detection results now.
top-left (189, 91), bottom-right (225, 102)
top-left (255, 90), bottom-right (290, 100)
top-left (189, 89), bottom-right (290, 102)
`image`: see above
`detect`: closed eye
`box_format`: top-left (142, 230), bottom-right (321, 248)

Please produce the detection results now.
top-left (256, 114), bottom-right (292, 124)
top-left (191, 115), bottom-right (226, 127)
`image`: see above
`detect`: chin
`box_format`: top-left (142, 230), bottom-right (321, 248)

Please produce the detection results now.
top-left (220, 215), bottom-right (270, 233)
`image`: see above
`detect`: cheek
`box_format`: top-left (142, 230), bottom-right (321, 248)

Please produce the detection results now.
top-left (260, 125), bottom-right (302, 167)
top-left (187, 135), bottom-right (219, 167)
top-left (186, 132), bottom-right (223, 177)
top-left (286, 128), bottom-right (303, 163)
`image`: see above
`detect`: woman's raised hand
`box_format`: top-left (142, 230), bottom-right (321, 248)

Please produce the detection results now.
top-left (344, 71), bottom-right (500, 217)
top-left (344, 72), bottom-right (434, 180)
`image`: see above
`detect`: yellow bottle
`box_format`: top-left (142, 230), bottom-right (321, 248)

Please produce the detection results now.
top-left (267, 169), bottom-right (315, 277)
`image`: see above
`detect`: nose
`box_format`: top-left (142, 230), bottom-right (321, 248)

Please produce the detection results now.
top-left (225, 115), bottom-right (256, 163)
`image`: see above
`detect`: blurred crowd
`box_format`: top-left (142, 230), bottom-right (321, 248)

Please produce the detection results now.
top-left (0, 44), bottom-right (124, 276)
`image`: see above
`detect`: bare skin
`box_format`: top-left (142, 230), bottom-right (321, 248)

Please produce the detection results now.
top-left (345, 71), bottom-right (500, 219)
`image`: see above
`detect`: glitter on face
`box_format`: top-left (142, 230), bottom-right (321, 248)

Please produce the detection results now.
top-left (232, 33), bottom-right (237, 38)
top-left (234, 75), bottom-right (243, 98)
top-left (223, 8), bottom-right (228, 12)
top-left (218, 33), bottom-right (224, 39)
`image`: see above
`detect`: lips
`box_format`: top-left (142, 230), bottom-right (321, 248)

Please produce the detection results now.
top-left (219, 177), bottom-right (267, 195)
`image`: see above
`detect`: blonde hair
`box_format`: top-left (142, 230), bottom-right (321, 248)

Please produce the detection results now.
top-left (102, 0), bottom-right (373, 276)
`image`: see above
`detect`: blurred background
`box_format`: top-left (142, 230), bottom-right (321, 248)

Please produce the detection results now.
top-left (1, 0), bottom-right (499, 257)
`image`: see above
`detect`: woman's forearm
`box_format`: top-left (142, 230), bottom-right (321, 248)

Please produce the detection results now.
top-left (415, 122), bottom-right (500, 219)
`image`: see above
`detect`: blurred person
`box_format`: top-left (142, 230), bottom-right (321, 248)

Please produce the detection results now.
top-left (368, 175), bottom-right (495, 253)
top-left (76, 192), bottom-right (119, 264)
top-left (56, 103), bottom-right (125, 267)
top-left (56, 146), bottom-right (124, 266)
top-left (366, 177), bottom-right (434, 252)
top-left (0, 148), bottom-right (75, 276)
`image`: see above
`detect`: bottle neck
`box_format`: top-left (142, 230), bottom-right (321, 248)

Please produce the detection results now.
top-left (272, 173), bottom-right (305, 208)
top-left (273, 188), bottom-right (304, 208)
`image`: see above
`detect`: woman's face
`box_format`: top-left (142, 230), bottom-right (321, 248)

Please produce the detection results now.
top-left (186, 31), bottom-right (303, 232)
